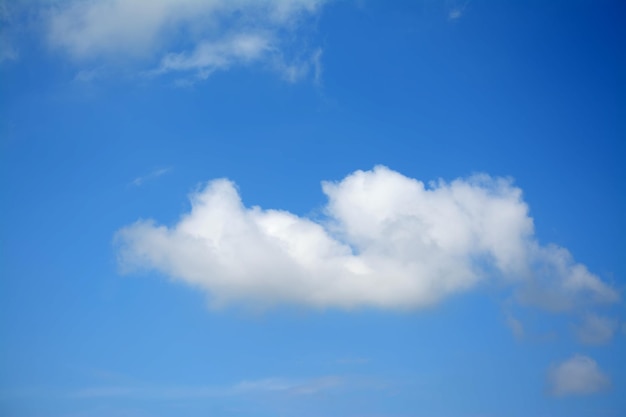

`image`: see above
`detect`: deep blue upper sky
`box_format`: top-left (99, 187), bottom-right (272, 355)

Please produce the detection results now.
top-left (1, 1), bottom-right (625, 416)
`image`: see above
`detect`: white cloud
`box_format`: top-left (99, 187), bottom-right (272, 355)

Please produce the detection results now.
top-left (548, 354), bottom-right (610, 396)
top-left (45, 0), bottom-right (326, 81)
top-left (115, 166), bottom-right (618, 311)
top-left (574, 314), bottom-right (617, 345)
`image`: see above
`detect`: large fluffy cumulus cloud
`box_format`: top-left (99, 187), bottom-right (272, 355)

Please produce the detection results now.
top-left (115, 166), bottom-right (618, 310)
top-left (45, 0), bottom-right (326, 81)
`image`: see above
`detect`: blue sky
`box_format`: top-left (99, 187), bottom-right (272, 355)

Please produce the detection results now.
top-left (1, 1), bottom-right (625, 416)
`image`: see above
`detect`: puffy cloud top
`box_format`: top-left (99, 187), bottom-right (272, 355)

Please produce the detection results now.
top-left (115, 166), bottom-right (618, 310)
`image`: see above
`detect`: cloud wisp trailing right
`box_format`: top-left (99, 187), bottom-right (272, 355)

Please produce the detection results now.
top-left (115, 166), bottom-right (618, 311)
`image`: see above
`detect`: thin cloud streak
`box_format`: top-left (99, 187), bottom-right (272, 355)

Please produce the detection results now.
top-left (70, 376), bottom-right (344, 400)
top-left (130, 167), bottom-right (172, 187)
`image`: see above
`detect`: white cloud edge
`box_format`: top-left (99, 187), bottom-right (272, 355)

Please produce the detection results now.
top-left (115, 165), bottom-right (618, 311)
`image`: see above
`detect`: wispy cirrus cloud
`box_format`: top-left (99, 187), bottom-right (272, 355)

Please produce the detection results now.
top-left (115, 166), bottom-right (618, 311)
top-left (43, 0), bottom-right (328, 83)
top-left (70, 376), bottom-right (343, 400)
top-left (130, 167), bottom-right (172, 187)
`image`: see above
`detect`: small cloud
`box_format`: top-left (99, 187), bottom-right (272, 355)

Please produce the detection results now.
top-left (448, 9), bottom-right (462, 20)
top-left (447, 1), bottom-right (469, 21)
top-left (129, 167), bottom-right (172, 187)
top-left (574, 313), bottom-right (617, 346)
top-left (548, 354), bottom-right (610, 397)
